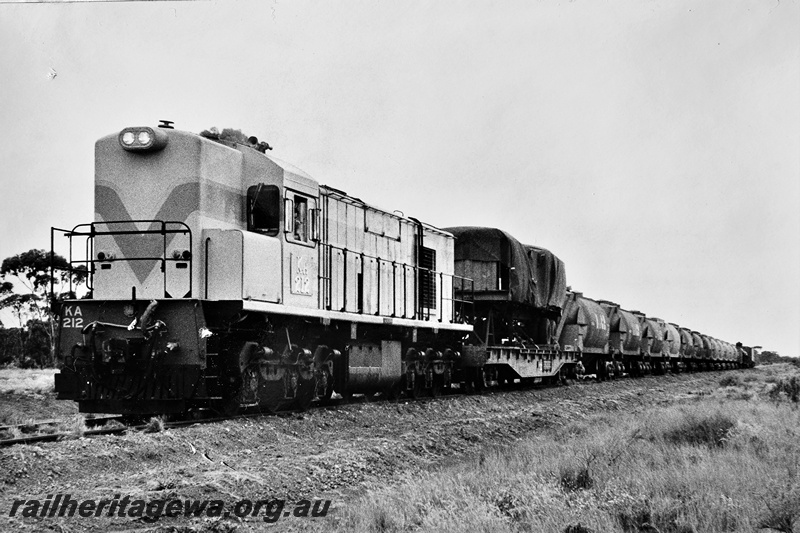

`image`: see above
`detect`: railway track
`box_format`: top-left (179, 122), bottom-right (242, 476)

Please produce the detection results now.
top-left (0, 380), bottom-right (479, 447)
top-left (0, 415), bottom-right (125, 447)
top-left (0, 398), bottom-right (407, 447)
top-left (0, 369), bottom-right (736, 448)
top-left (0, 397), bottom-right (340, 447)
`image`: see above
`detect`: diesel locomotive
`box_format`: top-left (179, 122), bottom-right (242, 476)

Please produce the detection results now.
top-left (51, 123), bottom-right (755, 416)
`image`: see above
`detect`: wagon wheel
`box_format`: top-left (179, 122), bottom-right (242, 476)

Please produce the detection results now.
top-left (429, 377), bottom-right (442, 398)
top-left (408, 373), bottom-right (424, 399)
top-left (473, 369), bottom-right (486, 393)
top-left (464, 374), bottom-right (475, 394)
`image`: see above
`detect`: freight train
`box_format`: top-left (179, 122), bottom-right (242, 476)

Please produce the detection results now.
top-left (51, 123), bottom-right (756, 416)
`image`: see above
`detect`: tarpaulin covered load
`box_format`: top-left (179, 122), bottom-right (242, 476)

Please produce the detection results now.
top-left (559, 293), bottom-right (610, 353)
top-left (523, 245), bottom-right (567, 311)
top-left (640, 317), bottom-right (666, 356)
top-left (663, 323), bottom-right (681, 358)
top-left (446, 226), bottom-right (567, 312)
top-left (678, 327), bottom-right (696, 358)
top-left (599, 301), bottom-right (642, 355)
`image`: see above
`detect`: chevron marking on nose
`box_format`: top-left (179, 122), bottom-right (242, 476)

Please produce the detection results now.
top-left (95, 183), bottom-right (200, 285)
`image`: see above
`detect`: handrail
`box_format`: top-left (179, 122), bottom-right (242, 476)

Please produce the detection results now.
top-left (318, 242), bottom-right (474, 324)
top-left (51, 220), bottom-right (193, 300)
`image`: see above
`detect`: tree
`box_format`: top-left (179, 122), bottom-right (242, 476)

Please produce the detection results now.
top-left (0, 326), bottom-right (23, 366)
top-left (758, 350), bottom-right (783, 364)
top-left (0, 249), bottom-right (87, 367)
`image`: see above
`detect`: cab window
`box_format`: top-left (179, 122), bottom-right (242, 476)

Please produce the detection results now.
top-left (284, 192), bottom-right (318, 245)
top-left (294, 196), bottom-right (308, 242)
top-left (247, 184), bottom-right (280, 235)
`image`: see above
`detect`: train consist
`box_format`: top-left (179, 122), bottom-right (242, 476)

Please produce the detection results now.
top-left (51, 123), bottom-right (756, 416)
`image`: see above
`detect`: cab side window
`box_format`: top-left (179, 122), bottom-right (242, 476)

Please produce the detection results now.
top-left (285, 192), bottom-right (318, 245)
top-left (247, 184), bottom-right (280, 235)
top-left (294, 196), bottom-right (308, 242)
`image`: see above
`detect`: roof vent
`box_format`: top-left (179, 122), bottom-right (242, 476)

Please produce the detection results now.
top-left (158, 120), bottom-right (174, 129)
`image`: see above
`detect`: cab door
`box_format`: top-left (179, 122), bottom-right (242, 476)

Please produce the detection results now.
top-left (283, 189), bottom-right (319, 309)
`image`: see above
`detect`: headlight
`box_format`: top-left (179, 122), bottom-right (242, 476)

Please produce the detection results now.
top-left (118, 127), bottom-right (168, 152)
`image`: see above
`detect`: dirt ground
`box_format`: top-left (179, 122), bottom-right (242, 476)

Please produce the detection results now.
top-left (0, 368), bottom-right (755, 532)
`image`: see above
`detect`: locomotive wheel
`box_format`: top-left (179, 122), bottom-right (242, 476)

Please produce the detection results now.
top-left (290, 370), bottom-right (317, 412)
top-left (121, 415), bottom-right (147, 426)
top-left (295, 385), bottom-right (315, 411)
top-left (383, 381), bottom-right (402, 401)
top-left (213, 397), bottom-right (240, 417)
top-left (239, 366), bottom-right (260, 405)
top-left (408, 373), bottom-right (424, 399)
top-left (318, 367), bottom-right (334, 403)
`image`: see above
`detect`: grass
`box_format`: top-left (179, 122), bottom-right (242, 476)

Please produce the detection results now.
top-left (330, 365), bottom-right (800, 533)
top-left (719, 375), bottom-right (742, 388)
top-left (0, 366), bottom-right (57, 394)
top-left (654, 408), bottom-right (736, 448)
top-left (769, 376), bottom-right (800, 403)
top-left (144, 416), bottom-right (165, 433)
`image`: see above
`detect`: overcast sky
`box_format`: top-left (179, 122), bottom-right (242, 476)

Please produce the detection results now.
top-left (1, 0), bottom-right (798, 356)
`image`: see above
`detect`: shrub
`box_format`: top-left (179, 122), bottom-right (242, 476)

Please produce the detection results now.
top-left (759, 484), bottom-right (800, 533)
top-left (616, 500), bottom-right (652, 533)
top-left (719, 375), bottom-right (742, 388)
top-left (144, 416), bottom-right (165, 433)
top-left (660, 410), bottom-right (737, 448)
top-left (564, 524), bottom-right (595, 533)
top-left (559, 463), bottom-right (594, 491)
top-left (768, 377), bottom-right (800, 403)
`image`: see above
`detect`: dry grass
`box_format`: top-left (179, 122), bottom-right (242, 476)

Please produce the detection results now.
top-left (769, 376), bottom-right (800, 403)
top-left (719, 375), bottom-right (743, 388)
top-left (144, 416), bottom-right (165, 433)
top-left (330, 367), bottom-right (800, 533)
top-left (0, 367), bottom-right (57, 394)
top-left (63, 414), bottom-right (87, 438)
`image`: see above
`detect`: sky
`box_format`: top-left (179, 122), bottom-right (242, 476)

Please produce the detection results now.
top-left (1, 0), bottom-right (798, 356)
